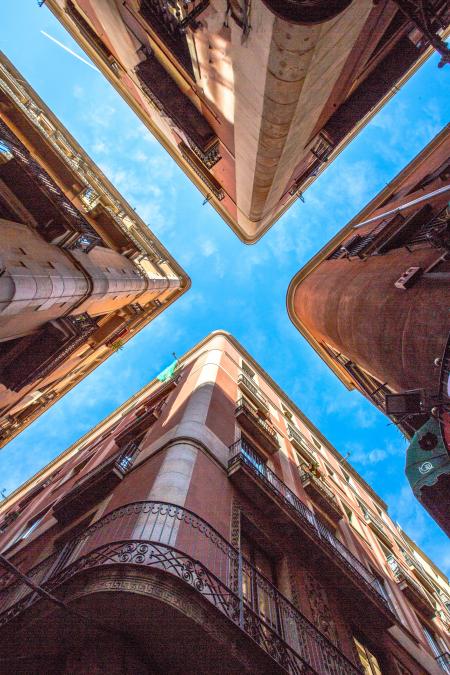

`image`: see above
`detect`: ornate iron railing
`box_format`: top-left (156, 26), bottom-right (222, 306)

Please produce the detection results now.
top-left (392, 0), bottom-right (450, 68)
top-left (238, 373), bottom-right (270, 413)
top-left (409, 203), bottom-right (450, 246)
top-left (139, 0), bottom-right (209, 77)
top-left (0, 501), bottom-right (362, 674)
top-left (0, 60), bottom-right (170, 273)
top-left (236, 398), bottom-right (279, 444)
top-left (436, 651), bottom-right (450, 672)
top-left (287, 425), bottom-right (318, 467)
top-left (229, 439), bottom-right (392, 613)
top-left (387, 555), bottom-right (435, 609)
top-left (0, 118), bottom-right (102, 249)
top-left (299, 470), bottom-right (339, 508)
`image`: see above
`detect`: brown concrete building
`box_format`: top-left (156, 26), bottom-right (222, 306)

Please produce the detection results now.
top-left (0, 53), bottom-right (189, 449)
top-left (287, 126), bottom-right (450, 536)
top-left (0, 331), bottom-right (449, 674)
top-left (43, 0), bottom-right (450, 242)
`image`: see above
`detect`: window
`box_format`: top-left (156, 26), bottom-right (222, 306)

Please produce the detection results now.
top-left (241, 437), bottom-right (266, 476)
top-left (370, 568), bottom-right (396, 615)
top-left (312, 437), bottom-right (322, 450)
top-left (281, 404), bottom-right (293, 421)
top-left (379, 541), bottom-right (393, 560)
top-left (324, 462), bottom-right (336, 478)
top-left (241, 526), bottom-right (279, 631)
top-left (5, 508), bottom-right (49, 551)
top-left (356, 498), bottom-right (369, 516)
top-left (374, 504), bottom-right (383, 517)
top-left (241, 361), bottom-right (255, 379)
top-left (343, 504), bottom-right (368, 541)
top-left (342, 470), bottom-right (352, 485)
top-left (294, 450), bottom-right (305, 468)
top-left (353, 636), bottom-right (382, 675)
top-left (422, 624), bottom-right (449, 673)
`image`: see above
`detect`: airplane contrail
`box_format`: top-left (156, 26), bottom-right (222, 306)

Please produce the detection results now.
top-left (40, 31), bottom-right (100, 72)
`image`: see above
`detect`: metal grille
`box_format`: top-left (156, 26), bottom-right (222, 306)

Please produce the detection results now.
top-left (228, 439), bottom-right (393, 614)
top-left (0, 501), bottom-right (363, 674)
top-left (0, 118), bottom-right (102, 247)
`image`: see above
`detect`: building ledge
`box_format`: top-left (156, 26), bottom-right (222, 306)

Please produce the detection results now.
top-left (235, 398), bottom-right (279, 455)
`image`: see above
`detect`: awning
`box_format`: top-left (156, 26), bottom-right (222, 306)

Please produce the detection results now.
top-left (405, 416), bottom-right (450, 495)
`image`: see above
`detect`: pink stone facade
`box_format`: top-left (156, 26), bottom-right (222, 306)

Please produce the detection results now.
top-left (0, 333), bottom-right (448, 674)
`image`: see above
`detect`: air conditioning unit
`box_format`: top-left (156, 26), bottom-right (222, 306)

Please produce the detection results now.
top-left (385, 390), bottom-right (425, 415)
top-left (394, 266), bottom-right (422, 290)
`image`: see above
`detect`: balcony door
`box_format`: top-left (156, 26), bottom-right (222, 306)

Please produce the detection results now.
top-left (241, 530), bottom-right (280, 633)
top-left (353, 636), bottom-right (382, 675)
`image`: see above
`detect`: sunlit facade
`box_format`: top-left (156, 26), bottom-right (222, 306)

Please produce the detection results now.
top-left (0, 332), bottom-right (448, 673)
top-left (287, 125), bottom-right (450, 536)
top-left (43, 0), bottom-right (450, 242)
top-left (0, 53), bottom-right (189, 448)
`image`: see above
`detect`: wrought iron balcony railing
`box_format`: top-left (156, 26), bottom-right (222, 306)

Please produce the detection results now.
top-left (299, 470), bottom-right (342, 523)
top-left (299, 471), bottom-right (336, 502)
top-left (237, 373), bottom-right (270, 415)
top-left (387, 555), bottom-right (435, 617)
top-left (235, 398), bottom-right (279, 453)
top-left (229, 439), bottom-right (392, 614)
top-left (402, 551), bottom-right (437, 593)
top-left (0, 118), bottom-right (102, 249)
top-left (0, 501), bottom-right (362, 674)
top-left (362, 511), bottom-right (392, 548)
top-left (52, 446), bottom-right (139, 524)
top-left (287, 425), bottom-right (318, 468)
top-left (0, 59), bottom-right (169, 272)
top-left (436, 651), bottom-right (450, 673)
top-left (139, 0), bottom-right (209, 77)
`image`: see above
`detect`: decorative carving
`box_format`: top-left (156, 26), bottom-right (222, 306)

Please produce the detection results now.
top-left (0, 501), bottom-right (361, 674)
top-left (187, 138), bottom-right (222, 169)
top-left (303, 570), bottom-right (342, 649)
top-left (230, 495), bottom-right (241, 550)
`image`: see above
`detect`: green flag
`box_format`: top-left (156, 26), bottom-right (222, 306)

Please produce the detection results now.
top-left (156, 359), bottom-right (179, 382)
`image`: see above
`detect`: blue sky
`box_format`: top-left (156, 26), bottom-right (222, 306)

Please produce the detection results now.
top-left (1, 4), bottom-right (449, 571)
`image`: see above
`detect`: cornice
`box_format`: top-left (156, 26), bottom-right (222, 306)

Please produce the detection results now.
top-left (42, 2), bottom-right (449, 244)
top-left (0, 51), bottom-right (189, 285)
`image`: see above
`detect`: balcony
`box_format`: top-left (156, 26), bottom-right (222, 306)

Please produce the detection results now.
top-left (0, 118), bottom-right (102, 247)
top-left (229, 439), bottom-right (394, 625)
top-left (300, 470), bottom-right (342, 525)
top-left (0, 314), bottom-right (98, 392)
top-left (135, 53), bottom-right (220, 170)
top-left (115, 404), bottom-right (160, 447)
top-left (287, 424), bottom-right (318, 468)
top-left (0, 500), bottom-right (362, 674)
top-left (237, 373), bottom-right (269, 416)
top-left (387, 555), bottom-right (435, 619)
top-left (436, 652), bottom-right (450, 673)
top-left (362, 512), bottom-right (393, 548)
top-left (139, 0), bottom-right (209, 78)
top-left (402, 551), bottom-right (437, 595)
top-left (53, 448), bottom-right (138, 524)
top-left (235, 398), bottom-right (279, 455)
